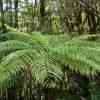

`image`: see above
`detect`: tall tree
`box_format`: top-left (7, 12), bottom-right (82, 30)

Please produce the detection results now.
top-left (14, 0), bottom-right (18, 28)
top-left (0, 0), bottom-right (5, 32)
top-left (40, 0), bottom-right (45, 32)
top-left (9, 0), bottom-right (13, 27)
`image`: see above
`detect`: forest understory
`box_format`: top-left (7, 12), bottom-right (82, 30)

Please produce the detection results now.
top-left (0, 0), bottom-right (100, 100)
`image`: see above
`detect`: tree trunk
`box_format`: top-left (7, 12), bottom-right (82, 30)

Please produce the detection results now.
top-left (87, 10), bottom-right (96, 34)
top-left (44, 89), bottom-right (56, 100)
top-left (9, 0), bottom-right (13, 27)
top-left (0, 0), bottom-right (5, 33)
top-left (40, 0), bottom-right (45, 32)
top-left (14, 0), bottom-right (18, 28)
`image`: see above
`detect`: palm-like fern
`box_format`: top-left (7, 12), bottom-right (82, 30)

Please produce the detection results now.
top-left (49, 40), bottom-right (100, 76)
top-left (0, 32), bottom-right (48, 48)
top-left (0, 32), bottom-right (100, 90)
top-left (0, 32), bottom-right (62, 90)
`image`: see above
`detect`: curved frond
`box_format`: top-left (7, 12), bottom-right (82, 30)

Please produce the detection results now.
top-left (30, 32), bottom-right (49, 47)
top-left (1, 32), bottom-right (100, 89)
top-left (0, 32), bottom-right (48, 48)
top-left (0, 49), bottom-right (62, 89)
top-left (49, 40), bottom-right (100, 76)
top-left (0, 40), bottom-right (34, 59)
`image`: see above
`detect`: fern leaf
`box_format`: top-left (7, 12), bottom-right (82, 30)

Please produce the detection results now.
top-left (0, 49), bottom-right (62, 89)
top-left (49, 40), bottom-right (100, 76)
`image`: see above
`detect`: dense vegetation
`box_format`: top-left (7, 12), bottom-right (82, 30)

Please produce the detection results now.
top-left (0, 0), bottom-right (100, 34)
top-left (0, 0), bottom-right (100, 100)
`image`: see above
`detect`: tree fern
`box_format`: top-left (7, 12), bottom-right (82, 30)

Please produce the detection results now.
top-left (0, 32), bottom-right (100, 90)
top-left (49, 39), bottom-right (100, 76)
top-left (0, 32), bottom-right (48, 48)
top-left (0, 40), bottom-right (34, 59)
top-left (0, 49), bottom-right (63, 89)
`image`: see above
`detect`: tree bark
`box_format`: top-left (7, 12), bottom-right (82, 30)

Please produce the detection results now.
top-left (40, 0), bottom-right (45, 32)
top-left (14, 0), bottom-right (18, 28)
top-left (0, 0), bottom-right (5, 32)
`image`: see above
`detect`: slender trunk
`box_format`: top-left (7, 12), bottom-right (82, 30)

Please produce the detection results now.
top-left (40, 0), bottom-right (45, 32)
top-left (9, 0), bottom-right (13, 27)
top-left (32, 0), bottom-right (37, 31)
top-left (0, 0), bottom-right (5, 33)
top-left (14, 0), bottom-right (18, 28)
top-left (87, 10), bottom-right (96, 34)
top-left (44, 89), bottom-right (56, 100)
top-left (6, 0), bottom-right (9, 25)
top-left (8, 88), bottom-right (16, 100)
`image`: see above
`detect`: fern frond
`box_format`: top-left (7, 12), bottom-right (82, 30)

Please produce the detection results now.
top-left (47, 34), bottom-right (71, 47)
top-left (0, 32), bottom-right (49, 48)
top-left (0, 49), bottom-right (62, 89)
top-left (66, 39), bottom-right (100, 49)
top-left (30, 32), bottom-right (49, 47)
top-left (0, 40), bottom-right (34, 59)
top-left (1, 32), bottom-right (100, 89)
top-left (49, 40), bottom-right (100, 76)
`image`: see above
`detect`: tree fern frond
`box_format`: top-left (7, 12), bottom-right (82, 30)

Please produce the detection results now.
top-left (0, 49), bottom-right (62, 89)
top-left (49, 40), bottom-right (100, 76)
top-left (0, 32), bottom-right (48, 46)
top-left (1, 32), bottom-right (100, 90)
top-left (66, 39), bottom-right (100, 49)
top-left (0, 40), bottom-right (34, 59)
top-left (0, 32), bottom-right (49, 48)
top-left (30, 32), bottom-right (49, 47)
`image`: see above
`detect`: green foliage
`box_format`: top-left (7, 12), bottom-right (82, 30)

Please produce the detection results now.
top-left (30, 32), bottom-right (49, 47)
top-left (0, 32), bottom-right (49, 48)
top-left (47, 34), bottom-right (71, 47)
top-left (0, 40), bottom-right (33, 59)
top-left (0, 31), bottom-right (100, 91)
top-left (49, 39), bottom-right (100, 76)
top-left (0, 49), bottom-right (62, 89)
top-left (0, 31), bottom-right (62, 89)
